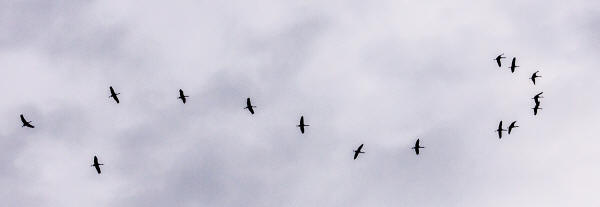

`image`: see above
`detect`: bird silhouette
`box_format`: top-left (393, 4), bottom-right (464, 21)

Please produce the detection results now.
top-left (508, 57), bottom-right (519, 73)
top-left (496, 121), bottom-right (507, 139)
top-left (297, 116), bottom-right (309, 134)
top-left (20, 114), bottom-right (34, 128)
top-left (244, 98), bottom-right (256, 114)
top-left (412, 139), bottom-right (425, 155)
top-left (109, 86), bottom-right (120, 104)
top-left (91, 156), bottom-right (104, 174)
top-left (494, 53), bottom-right (506, 67)
top-left (532, 92), bottom-right (544, 105)
top-left (530, 71), bottom-right (541, 85)
top-left (508, 121), bottom-right (519, 134)
top-left (532, 102), bottom-right (542, 116)
top-left (353, 144), bottom-right (365, 160)
top-left (178, 89), bottom-right (189, 104)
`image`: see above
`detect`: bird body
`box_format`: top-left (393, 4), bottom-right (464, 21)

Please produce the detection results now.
top-left (496, 121), bottom-right (507, 139)
top-left (244, 98), bottom-right (256, 114)
top-left (20, 114), bottom-right (34, 128)
top-left (297, 116), bottom-right (309, 134)
top-left (91, 156), bottom-right (104, 174)
top-left (530, 71), bottom-right (541, 85)
top-left (178, 89), bottom-right (189, 104)
top-left (508, 121), bottom-right (519, 134)
top-left (411, 139), bottom-right (425, 155)
top-left (495, 53), bottom-right (506, 67)
top-left (109, 86), bottom-right (120, 104)
top-left (353, 144), bottom-right (364, 160)
top-left (509, 57), bottom-right (519, 73)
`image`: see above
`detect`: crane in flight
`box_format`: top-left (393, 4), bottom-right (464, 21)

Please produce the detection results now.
top-left (109, 86), bottom-right (120, 104)
top-left (244, 98), bottom-right (256, 114)
top-left (496, 121), bottom-right (507, 139)
top-left (508, 121), bottom-right (519, 134)
top-left (494, 53), bottom-right (506, 67)
top-left (530, 71), bottom-right (541, 85)
top-left (532, 102), bottom-right (542, 116)
top-left (412, 139), bottom-right (425, 155)
top-left (91, 156), bottom-right (104, 174)
top-left (297, 116), bottom-right (309, 134)
top-left (178, 89), bottom-right (189, 104)
top-left (353, 144), bottom-right (364, 160)
top-left (532, 92), bottom-right (544, 105)
top-left (508, 57), bottom-right (519, 73)
top-left (20, 114), bottom-right (34, 128)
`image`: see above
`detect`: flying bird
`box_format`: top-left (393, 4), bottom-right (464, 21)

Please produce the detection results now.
top-left (178, 89), bottom-right (189, 104)
top-left (412, 139), bottom-right (425, 155)
top-left (496, 121), bottom-right (507, 139)
top-left (244, 98), bottom-right (256, 114)
top-left (297, 116), bottom-right (309, 134)
top-left (353, 144), bottom-right (365, 160)
top-left (494, 53), bottom-right (506, 67)
top-left (532, 103), bottom-right (542, 115)
top-left (109, 86), bottom-right (120, 104)
top-left (91, 156), bottom-right (104, 174)
top-left (508, 57), bottom-right (519, 73)
top-left (530, 71), bottom-right (541, 85)
top-left (532, 92), bottom-right (544, 105)
top-left (20, 114), bottom-right (34, 128)
top-left (508, 121), bottom-right (519, 134)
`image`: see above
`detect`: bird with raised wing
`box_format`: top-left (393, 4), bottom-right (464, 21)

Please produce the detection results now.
top-left (532, 92), bottom-right (544, 105)
top-left (496, 121), bottom-right (507, 139)
top-left (20, 114), bottom-right (34, 128)
top-left (508, 57), bottom-right (519, 73)
top-left (297, 116), bottom-right (309, 134)
top-left (494, 53), bottom-right (506, 67)
top-left (530, 71), bottom-right (541, 85)
top-left (508, 121), bottom-right (519, 134)
top-left (109, 86), bottom-right (120, 104)
top-left (353, 144), bottom-right (365, 160)
top-left (412, 139), bottom-right (425, 155)
top-left (178, 89), bottom-right (189, 104)
top-left (91, 156), bottom-right (104, 174)
top-left (244, 98), bottom-right (256, 114)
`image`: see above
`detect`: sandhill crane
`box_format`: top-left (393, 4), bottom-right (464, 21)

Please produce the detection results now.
top-left (533, 92), bottom-right (544, 105)
top-left (20, 114), bottom-right (34, 128)
top-left (91, 156), bottom-right (104, 174)
top-left (496, 121), bottom-right (507, 139)
top-left (178, 89), bottom-right (189, 104)
top-left (109, 86), bottom-right (120, 104)
top-left (532, 103), bottom-right (542, 116)
top-left (508, 121), bottom-right (519, 134)
top-left (509, 57), bottom-right (519, 73)
top-left (297, 116), bottom-right (309, 134)
top-left (530, 71), bottom-right (541, 85)
top-left (412, 139), bottom-right (425, 155)
top-left (353, 144), bottom-right (364, 160)
top-left (494, 53), bottom-right (506, 67)
top-left (244, 98), bottom-right (256, 114)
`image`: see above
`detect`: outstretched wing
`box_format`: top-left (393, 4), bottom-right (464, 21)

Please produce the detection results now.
top-left (357, 144), bottom-right (363, 152)
top-left (353, 151), bottom-right (359, 159)
top-left (496, 57), bottom-right (501, 67)
top-left (415, 147), bottom-right (420, 155)
top-left (94, 156), bottom-right (98, 164)
top-left (248, 106), bottom-right (254, 114)
top-left (113, 95), bottom-right (120, 104)
top-left (95, 165), bottom-right (101, 174)
top-left (20, 114), bottom-right (26, 123)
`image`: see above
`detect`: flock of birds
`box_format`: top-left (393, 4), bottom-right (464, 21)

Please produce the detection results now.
top-left (493, 53), bottom-right (544, 139)
top-left (16, 54), bottom-right (545, 174)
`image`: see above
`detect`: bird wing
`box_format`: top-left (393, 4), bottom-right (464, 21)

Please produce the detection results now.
top-left (110, 86), bottom-right (115, 95)
top-left (300, 116), bottom-right (304, 125)
top-left (415, 139), bottom-right (420, 148)
top-left (179, 89), bottom-right (184, 97)
top-left (20, 114), bottom-right (26, 123)
top-left (498, 121), bottom-right (503, 130)
top-left (357, 144), bottom-right (363, 151)
top-left (95, 165), bottom-right (101, 174)
top-left (246, 98), bottom-right (251, 107)
top-left (248, 107), bottom-right (254, 114)
top-left (300, 126), bottom-right (304, 134)
top-left (498, 130), bottom-right (502, 139)
top-left (113, 95), bottom-right (120, 104)
top-left (94, 156), bottom-right (98, 164)
top-left (354, 151), bottom-right (359, 159)
top-left (496, 58), bottom-right (501, 67)
top-left (415, 147), bottom-right (420, 155)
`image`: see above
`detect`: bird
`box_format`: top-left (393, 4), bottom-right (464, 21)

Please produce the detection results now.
top-left (530, 71), bottom-right (541, 85)
top-left (353, 144), bottom-right (365, 160)
top-left (494, 53), bottom-right (506, 67)
top-left (532, 92), bottom-right (544, 105)
top-left (496, 121), bottom-right (507, 139)
top-left (109, 86), bottom-right (120, 104)
top-left (244, 98), bottom-right (256, 114)
top-left (412, 139), bottom-right (425, 155)
top-left (532, 102), bottom-right (542, 116)
top-left (178, 89), bottom-right (189, 104)
top-left (508, 121), bottom-right (519, 134)
top-left (91, 156), bottom-right (104, 174)
top-left (508, 57), bottom-right (519, 73)
top-left (297, 116), bottom-right (309, 134)
top-left (20, 114), bottom-right (34, 128)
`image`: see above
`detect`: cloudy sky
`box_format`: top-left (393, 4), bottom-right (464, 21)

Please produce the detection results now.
top-left (1, 0), bottom-right (599, 206)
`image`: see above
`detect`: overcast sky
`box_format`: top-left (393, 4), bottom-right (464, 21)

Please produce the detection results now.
top-left (1, 0), bottom-right (599, 206)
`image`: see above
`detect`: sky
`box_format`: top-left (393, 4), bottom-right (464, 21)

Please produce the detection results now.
top-left (0, 0), bottom-right (599, 206)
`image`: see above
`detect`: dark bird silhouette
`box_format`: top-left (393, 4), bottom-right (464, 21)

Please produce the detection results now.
top-left (20, 114), bottom-right (34, 128)
top-left (494, 53), bottom-right (506, 67)
top-left (530, 71), bottom-right (541, 85)
top-left (109, 86), bottom-right (120, 104)
top-left (532, 102), bottom-right (542, 116)
top-left (244, 98), bottom-right (256, 114)
top-left (353, 144), bottom-right (365, 160)
top-left (412, 139), bottom-right (425, 155)
top-left (178, 89), bottom-right (189, 104)
top-left (508, 121), bottom-right (519, 134)
top-left (532, 92), bottom-right (544, 105)
top-left (496, 121), bottom-right (507, 139)
top-left (508, 57), bottom-right (519, 73)
top-left (91, 156), bottom-right (104, 174)
top-left (297, 116), bottom-right (309, 134)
